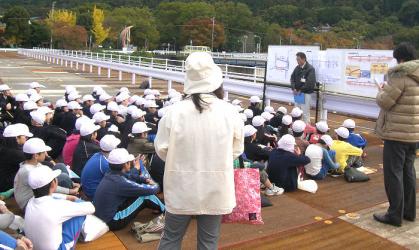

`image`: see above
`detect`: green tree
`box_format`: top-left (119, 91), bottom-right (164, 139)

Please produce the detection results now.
top-left (25, 21), bottom-right (50, 47)
top-left (398, 0), bottom-right (419, 26)
top-left (181, 18), bottom-right (225, 49)
top-left (263, 5), bottom-right (300, 27)
top-left (2, 6), bottom-right (30, 46)
top-left (266, 23), bottom-right (283, 46)
top-left (394, 26), bottom-right (419, 49)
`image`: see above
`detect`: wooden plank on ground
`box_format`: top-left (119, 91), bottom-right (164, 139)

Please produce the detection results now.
top-left (77, 232), bottom-right (126, 250)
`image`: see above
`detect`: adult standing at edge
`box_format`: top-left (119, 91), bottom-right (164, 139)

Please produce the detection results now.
top-left (373, 42), bottom-right (418, 227)
top-left (155, 52), bottom-right (244, 250)
top-left (290, 52), bottom-right (316, 123)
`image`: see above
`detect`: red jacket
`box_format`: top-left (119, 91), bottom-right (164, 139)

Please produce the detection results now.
top-left (62, 134), bottom-right (80, 167)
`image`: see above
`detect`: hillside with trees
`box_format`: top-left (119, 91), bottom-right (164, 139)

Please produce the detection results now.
top-left (1, 0), bottom-right (418, 51)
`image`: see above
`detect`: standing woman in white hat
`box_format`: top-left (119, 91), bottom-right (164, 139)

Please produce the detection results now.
top-left (155, 52), bottom-right (244, 250)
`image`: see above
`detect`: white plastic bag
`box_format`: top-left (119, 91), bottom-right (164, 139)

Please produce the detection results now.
top-left (297, 173), bottom-right (318, 193)
top-left (81, 215), bottom-right (109, 242)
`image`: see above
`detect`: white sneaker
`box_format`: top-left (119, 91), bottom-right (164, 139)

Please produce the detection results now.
top-left (265, 184), bottom-right (284, 196)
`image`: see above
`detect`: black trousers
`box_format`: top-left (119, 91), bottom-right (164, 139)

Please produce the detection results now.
top-left (383, 140), bottom-right (416, 223)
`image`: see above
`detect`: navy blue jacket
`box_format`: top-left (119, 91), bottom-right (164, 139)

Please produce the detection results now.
top-left (267, 148), bottom-right (310, 192)
top-left (93, 171), bottom-right (159, 223)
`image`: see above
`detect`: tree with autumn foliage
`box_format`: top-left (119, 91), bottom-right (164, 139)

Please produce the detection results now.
top-left (91, 6), bottom-right (110, 46)
top-left (181, 18), bottom-right (224, 49)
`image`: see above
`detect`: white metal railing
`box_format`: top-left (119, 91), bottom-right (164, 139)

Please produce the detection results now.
top-left (31, 48), bottom-right (265, 83)
top-left (0, 48), bottom-right (19, 52)
top-left (20, 48), bottom-right (380, 119)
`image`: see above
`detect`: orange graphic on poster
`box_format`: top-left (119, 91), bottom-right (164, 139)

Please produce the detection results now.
top-left (345, 65), bottom-right (361, 77)
top-left (371, 63), bottom-right (388, 74)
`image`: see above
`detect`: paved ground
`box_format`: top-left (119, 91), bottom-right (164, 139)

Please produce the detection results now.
top-left (1, 52), bottom-right (418, 249)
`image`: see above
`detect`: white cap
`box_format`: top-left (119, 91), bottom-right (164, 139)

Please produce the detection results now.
top-left (119, 87), bottom-right (130, 93)
top-left (144, 89), bottom-right (153, 95)
top-left (335, 127), bottom-right (349, 139)
top-left (135, 97), bottom-right (146, 106)
top-left (315, 121), bottom-right (329, 133)
top-left (37, 106), bottom-right (53, 115)
top-left (252, 116), bottom-right (265, 127)
top-left (93, 86), bottom-right (104, 94)
top-left (277, 134), bottom-right (296, 152)
top-left (116, 92), bottom-right (130, 103)
top-left (0, 84), bottom-right (11, 91)
top-left (29, 82), bottom-right (45, 89)
top-left (261, 111), bottom-right (274, 121)
top-left (184, 52), bottom-right (223, 95)
top-left (282, 115), bottom-right (293, 126)
top-left (23, 138), bottom-right (52, 154)
top-left (144, 100), bottom-right (159, 108)
top-left (108, 148), bottom-right (135, 165)
top-left (82, 94), bottom-right (96, 102)
top-left (232, 99), bottom-right (242, 105)
top-left (3, 123), bottom-right (33, 138)
top-left (23, 101), bottom-right (38, 111)
top-left (75, 116), bottom-right (94, 131)
top-left (90, 103), bottom-right (105, 115)
top-left (99, 92), bottom-right (113, 102)
top-left (80, 122), bottom-right (100, 136)
top-left (264, 106), bottom-right (275, 114)
top-left (65, 86), bottom-right (76, 94)
top-left (67, 101), bottom-right (82, 110)
top-left (118, 105), bottom-right (128, 117)
top-left (343, 119), bottom-right (356, 129)
top-left (168, 89), bottom-right (177, 96)
top-left (28, 165), bottom-right (61, 189)
top-left (127, 105), bottom-right (138, 115)
top-left (129, 95), bottom-right (140, 105)
top-left (145, 94), bottom-right (156, 101)
top-left (240, 113), bottom-right (247, 122)
top-left (108, 124), bottom-right (119, 133)
top-left (131, 109), bottom-right (146, 119)
top-left (158, 107), bottom-right (167, 118)
top-left (55, 99), bottom-right (68, 108)
top-left (292, 120), bottom-right (306, 133)
top-left (100, 134), bottom-right (121, 152)
top-left (290, 107), bottom-right (303, 118)
top-left (170, 96), bottom-right (182, 104)
top-left (320, 134), bottom-right (334, 147)
top-left (277, 106), bottom-right (288, 115)
top-left (107, 102), bottom-right (119, 112)
top-left (235, 105), bottom-right (244, 112)
top-left (243, 109), bottom-right (254, 119)
top-left (249, 96), bottom-right (262, 103)
top-left (29, 93), bottom-right (43, 103)
top-left (244, 125), bottom-right (257, 137)
top-left (15, 94), bottom-right (29, 102)
top-left (93, 112), bottom-right (110, 123)
top-left (152, 90), bottom-right (161, 96)
top-left (30, 111), bottom-right (46, 125)
top-left (68, 92), bottom-right (81, 101)
top-left (132, 122), bottom-right (151, 134)
top-left (26, 88), bottom-right (37, 96)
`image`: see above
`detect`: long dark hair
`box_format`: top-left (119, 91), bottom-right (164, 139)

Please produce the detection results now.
top-left (191, 85), bottom-right (224, 113)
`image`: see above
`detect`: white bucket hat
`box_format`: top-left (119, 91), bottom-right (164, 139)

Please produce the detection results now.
top-left (232, 99), bottom-right (242, 106)
top-left (277, 134), bottom-right (296, 153)
top-left (93, 112), bottom-right (110, 123)
top-left (23, 101), bottom-right (38, 111)
top-left (261, 111), bottom-right (274, 121)
top-left (15, 94), bottom-right (29, 102)
top-left (144, 100), bottom-right (159, 108)
top-left (315, 121), bottom-right (329, 133)
top-left (343, 119), bottom-right (356, 129)
top-left (75, 116), bottom-right (94, 131)
top-left (90, 103), bottom-right (105, 115)
top-left (320, 134), bottom-right (334, 147)
top-left (252, 116), bottom-right (265, 127)
top-left (67, 101), bottom-right (82, 110)
top-left (80, 122), bottom-right (100, 136)
top-left (277, 106), bottom-right (288, 115)
top-left (68, 92), bottom-right (81, 101)
top-left (29, 93), bottom-right (43, 103)
top-left (55, 99), bottom-right (68, 108)
top-left (292, 120), bottom-right (306, 133)
top-left (99, 93), bottom-right (113, 102)
top-left (0, 84), bottom-right (11, 91)
top-left (131, 109), bottom-right (146, 119)
top-left (290, 107), bottom-right (303, 118)
top-left (282, 115), bottom-right (293, 126)
top-left (29, 82), bottom-right (45, 89)
top-left (184, 52), bottom-right (223, 95)
top-left (249, 96), bottom-right (262, 103)
top-left (30, 111), bottom-right (46, 125)
top-left (264, 106), bottom-right (275, 114)
top-left (83, 94), bottom-right (96, 102)
top-left (107, 102), bottom-right (119, 112)
top-left (116, 92), bottom-right (130, 103)
top-left (108, 124), bottom-right (120, 133)
top-left (243, 109), bottom-right (254, 119)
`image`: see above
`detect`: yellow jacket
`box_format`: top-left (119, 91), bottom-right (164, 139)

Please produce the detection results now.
top-left (330, 140), bottom-right (363, 173)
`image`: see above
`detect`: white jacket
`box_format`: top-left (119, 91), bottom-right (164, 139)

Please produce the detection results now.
top-left (155, 95), bottom-right (244, 215)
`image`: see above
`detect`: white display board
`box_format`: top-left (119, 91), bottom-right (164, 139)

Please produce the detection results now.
top-left (266, 45), bottom-right (320, 85)
top-left (266, 46), bottom-right (397, 98)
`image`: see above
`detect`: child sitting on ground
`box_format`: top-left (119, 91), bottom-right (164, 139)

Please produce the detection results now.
top-left (305, 135), bottom-right (339, 180)
top-left (343, 119), bottom-right (367, 157)
top-left (330, 127), bottom-right (363, 174)
top-left (308, 121), bottom-right (329, 144)
top-left (292, 120), bottom-right (310, 154)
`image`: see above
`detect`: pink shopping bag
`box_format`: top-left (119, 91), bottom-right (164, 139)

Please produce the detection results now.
top-left (222, 164), bottom-right (263, 225)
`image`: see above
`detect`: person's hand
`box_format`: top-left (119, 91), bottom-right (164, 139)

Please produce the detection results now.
top-left (117, 116), bottom-right (125, 123)
top-left (0, 204), bottom-right (10, 214)
top-left (69, 186), bottom-right (80, 195)
top-left (16, 236), bottom-right (33, 250)
top-left (295, 146), bottom-right (301, 155)
top-left (146, 179), bottom-right (155, 185)
top-left (66, 195), bottom-right (78, 202)
top-left (5, 103), bottom-right (11, 111)
top-left (72, 182), bottom-right (81, 188)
